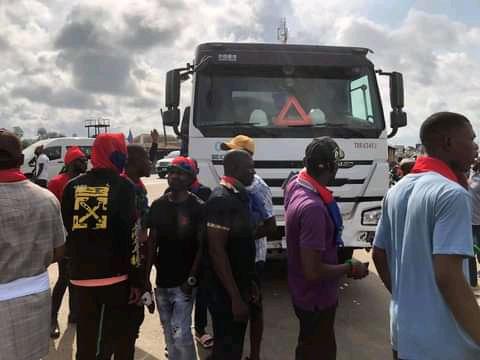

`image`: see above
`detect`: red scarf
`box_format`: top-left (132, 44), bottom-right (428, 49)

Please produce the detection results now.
top-left (298, 169), bottom-right (334, 203)
top-left (411, 157), bottom-right (459, 183)
top-left (0, 169), bottom-right (27, 183)
top-left (220, 176), bottom-right (241, 191)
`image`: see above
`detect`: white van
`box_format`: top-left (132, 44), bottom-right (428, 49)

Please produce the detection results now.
top-left (22, 137), bottom-right (94, 180)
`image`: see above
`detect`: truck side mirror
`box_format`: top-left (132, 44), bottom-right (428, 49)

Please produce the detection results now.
top-left (389, 72), bottom-right (404, 109)
top-left (387, 71), bottom-right (407, 137)
top-left (390, 109), bottom-right (407, 129)
top-left (165, 70), bottom-right (180, 108)
top-left (162, 109), bottom-right (180, 128)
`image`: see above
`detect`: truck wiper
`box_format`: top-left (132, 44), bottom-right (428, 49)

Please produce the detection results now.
top-left (203, 122), bottom-right (261, 127)
top-left (309, 123), bottom-right (371, 137)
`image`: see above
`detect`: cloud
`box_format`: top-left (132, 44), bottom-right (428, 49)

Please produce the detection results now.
top-left (1, 1), bottom-right (480, 145)
top-left (71, 51), bottom-right (136, 95)
top-left (121, 14), bottom-right (178, 50)
top-left (11, 85), bottom-right (104, 109)
top-left (54, 21), bottom-right (107, 50)
top-left (0, 36), bottom-right (10, 51)
top-left (127, 97), bottom-right (159, 108)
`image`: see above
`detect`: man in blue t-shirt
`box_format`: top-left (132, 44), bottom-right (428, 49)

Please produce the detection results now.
top-left (373, 112), bottom-right (480, 359)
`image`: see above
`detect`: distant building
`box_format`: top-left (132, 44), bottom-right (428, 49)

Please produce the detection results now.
top-left (133, 133), bottom-right (181, 160)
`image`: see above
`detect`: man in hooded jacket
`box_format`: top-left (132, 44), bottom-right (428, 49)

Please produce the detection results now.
top-left (61, 133), bottom-right (142, 360)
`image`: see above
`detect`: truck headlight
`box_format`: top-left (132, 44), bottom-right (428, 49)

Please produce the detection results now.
top-left (361, 207), bottom-right (382, 226)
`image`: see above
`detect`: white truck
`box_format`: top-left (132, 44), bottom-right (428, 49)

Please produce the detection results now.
top-left (161, 42), bottom-right (407, 260)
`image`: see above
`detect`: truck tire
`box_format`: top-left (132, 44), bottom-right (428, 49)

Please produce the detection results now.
top-left (338, 247), bottom-right (354, 264)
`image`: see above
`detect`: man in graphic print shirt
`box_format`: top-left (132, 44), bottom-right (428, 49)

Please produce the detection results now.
top-left (61, 133), bottom-right (141, 360)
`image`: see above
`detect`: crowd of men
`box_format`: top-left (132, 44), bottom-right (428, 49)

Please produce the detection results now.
top-left (1, 111), bottom-right (480, 360)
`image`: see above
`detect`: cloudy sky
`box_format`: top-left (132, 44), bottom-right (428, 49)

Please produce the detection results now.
top-left (1, 0), bottom-right (479, 145)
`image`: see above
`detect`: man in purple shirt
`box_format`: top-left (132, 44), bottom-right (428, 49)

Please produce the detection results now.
top-left (284, 137), bottom-right (369, 360)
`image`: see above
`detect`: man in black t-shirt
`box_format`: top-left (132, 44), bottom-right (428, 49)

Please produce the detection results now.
top-left (205, 150), bottom-right (260, 360)
top-left (147, 156), bottom-right (204, 360)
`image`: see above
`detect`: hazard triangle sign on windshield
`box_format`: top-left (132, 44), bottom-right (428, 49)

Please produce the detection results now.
top-left (273, 96), bottom-right (312, 126)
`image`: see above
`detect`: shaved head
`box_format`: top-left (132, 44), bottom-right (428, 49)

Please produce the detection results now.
top-left (127, 144), bottom-right (147, 160)
top-left (224, 149), bottom-right (255, 186)
top-left (126, 144), bottom-right (150, 178)
top-left (420, 112), bottom-right (470, 152)
top-left (0, 130), bottom-right (23, 169)
top-left (419, 111), bottom-right (478, 173)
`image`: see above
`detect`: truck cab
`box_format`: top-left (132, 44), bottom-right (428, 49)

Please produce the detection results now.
top-left (162, 42), bottom-right (406, 256)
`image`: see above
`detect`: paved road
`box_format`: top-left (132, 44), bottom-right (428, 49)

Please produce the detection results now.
top-left (47, 176), bottom-right (479, 359)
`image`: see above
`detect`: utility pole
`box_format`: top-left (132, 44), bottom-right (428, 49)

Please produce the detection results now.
top-left (277, 17), bottom-right (288, 44)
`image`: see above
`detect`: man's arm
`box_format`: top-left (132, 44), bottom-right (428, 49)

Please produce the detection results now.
top-left (255, 216), bottom-right (278, 240)
top-left (189, 225), bottom-right (204, 278)
top-left (301, 247), bottom-right (359, 281)
top-left (208, 227), bottom-right (249, 322)
top-left (36, 163), bottom-right (44, 177)
top-left (52, 245), bottom-right (65, 263)
top-left (122, 181), bottom-right (142, 303)
top-left (434, 255), bottom-right (480, 344)
top-left (49, 196), bottom-right (66, 263)
top-left (298, 204), bottom-right (367, 281)
top-left (145, 228), bottom-right (156, 290)
top-left (149, 129), bottom-right (159, 163)
top-left (372, 246), bottom-right (391, 293)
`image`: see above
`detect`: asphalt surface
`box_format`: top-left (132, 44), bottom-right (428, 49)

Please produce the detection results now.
top-left (45, 176), bottom-right (480, 359)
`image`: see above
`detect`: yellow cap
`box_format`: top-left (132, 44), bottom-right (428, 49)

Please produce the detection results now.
top-left (221, 135), bottom-right (255, 155)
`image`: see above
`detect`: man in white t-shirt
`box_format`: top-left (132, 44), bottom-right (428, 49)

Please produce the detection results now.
top-left (34, 145), bottom-right (49, 187)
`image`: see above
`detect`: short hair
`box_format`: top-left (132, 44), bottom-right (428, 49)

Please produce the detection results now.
top-left (420, 112), bottom-right (470, 151)
top-left (0, 130), bottom-right (22, 169)
top-left (127, 144), bottom-right (147, 158)
top-left (304, 137), bottom-right (341, 176)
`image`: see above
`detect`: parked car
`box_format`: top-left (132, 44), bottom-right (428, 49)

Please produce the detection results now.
top-left (156, 150), bottom-right (180, 178)
top-left (22, 137), bottom-right (94, 180)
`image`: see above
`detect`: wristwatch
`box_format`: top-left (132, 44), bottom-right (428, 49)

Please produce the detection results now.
top-left (187, 276), bottom-right (198, 287)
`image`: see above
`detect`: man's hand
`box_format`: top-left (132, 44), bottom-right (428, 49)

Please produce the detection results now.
top-left (249, 281), bottom-right (261, 305)
top-left (348, 259), bottom-right (369, 279)
top-left (128, 287), bottom-right (142, 304)
top-left (150, 129), bottom-right (160, 144)
top-left (232, 296), bottom-right (249, 322)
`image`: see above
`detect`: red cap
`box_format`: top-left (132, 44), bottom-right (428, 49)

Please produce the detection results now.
top-left (64, 146), bottom-right (85, 165)
top-left (169, 156), bottom-right (196, 176)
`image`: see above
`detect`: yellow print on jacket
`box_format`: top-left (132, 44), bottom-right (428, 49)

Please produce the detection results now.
top-left (72, 185), bottom-right (110, 230)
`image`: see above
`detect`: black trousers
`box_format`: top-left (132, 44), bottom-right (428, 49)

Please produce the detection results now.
top-left (207, 286), bottom-right (248, 360)
top-left (98, 304), bottom-right (145, 360)
top-left (294, 304), bottom-right (337, 360)
top-left (51, 258), bottom-right (77, 320)
top-left (75, 281), bottom-right (132, 360)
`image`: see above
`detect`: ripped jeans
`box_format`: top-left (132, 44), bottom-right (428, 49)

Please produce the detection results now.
top-left (155, 287), bottom-right (197, 360)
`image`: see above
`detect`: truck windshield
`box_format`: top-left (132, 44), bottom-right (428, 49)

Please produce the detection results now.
top-left (194, 65), bottom-right (384, 138)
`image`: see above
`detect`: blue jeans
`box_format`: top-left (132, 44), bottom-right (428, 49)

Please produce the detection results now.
top-left (155, 287), bottom-right (197, 360)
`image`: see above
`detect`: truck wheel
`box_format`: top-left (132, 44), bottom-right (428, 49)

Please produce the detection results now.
top-left (338, 247), bottom-right (354, 263)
